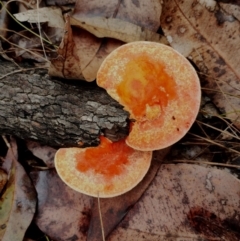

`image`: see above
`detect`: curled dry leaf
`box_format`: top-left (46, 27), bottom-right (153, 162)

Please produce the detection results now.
top-left (49, 15), bottom-right (85, 79)
top-left (0, 139), bottom-right (36, 241)
top-left (73, 28), bottom-right (102, 81)
top-left (161, 0), bottom-right (240, 127)
top-left (49, 0), bottom-right (165, 81)
top-left (31, 169), bottom-right (92, 241)
top-left (108, 164), bottom-right (240, 241)
top-left (82, 38), bottom-right (124, 81)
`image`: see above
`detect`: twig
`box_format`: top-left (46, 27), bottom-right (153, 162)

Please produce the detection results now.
top-left (0, 66), bottom-right (48, 80)
top-left (98, 193), bottom-right (105, 241)
top-left (171, 159), bottom-right (240, 169)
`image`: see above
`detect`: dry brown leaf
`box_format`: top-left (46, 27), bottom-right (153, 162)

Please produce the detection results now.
top-left (14, 7), bottom-right (65, 29)
top-left (72, 28), bottom-right (102, 81)
top-left (72, 0), bottom-right (162, 31)
top-left (71, 0), bottom-right (164, 43)
top-left (161, 0), bottom-right (240, 127)
top-left (26, 140), bottom-right (56, 168)
top-left (0, 138), bottom-right (36, 241)
top-left (73, 0), bottom-right (165, 81)
top-left (0, 1), bottom-right (9, 38)
top-left (81, 38), bottom-right (123, 82)
top-left (31, 169), bottom-right (92, 241)
top-left (87, 148), bottom-right (169, 241)
top-left (70, 16), bottom-right (168, 44)
top-left (77, 0), bottom-right (167, 81)
top-left (49, 15), bottom-right (85, 79)
top-left (220, 2), bottom-right (240, 21)
top-left (108, 163), bottom-right (240, 241)
top-left (49, 0), bottom-right (166, 81)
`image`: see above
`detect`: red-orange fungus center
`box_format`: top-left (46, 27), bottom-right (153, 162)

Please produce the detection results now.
top-left (75, 136), bottom-right (135, 179)
top-left (117, 55), bottom-right (177, 119)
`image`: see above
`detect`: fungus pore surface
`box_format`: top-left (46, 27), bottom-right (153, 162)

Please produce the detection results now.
top-left (97, 41), bottom-right (201, 151)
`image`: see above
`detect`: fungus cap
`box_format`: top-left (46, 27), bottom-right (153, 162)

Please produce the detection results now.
top-left (97, 41), bottom-right (201, 151)
top-left (54, 136), bottom-right (152, 198)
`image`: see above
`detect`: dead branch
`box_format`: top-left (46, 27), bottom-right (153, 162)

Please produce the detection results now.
top-left (0, 60), bottom-right (129, 147)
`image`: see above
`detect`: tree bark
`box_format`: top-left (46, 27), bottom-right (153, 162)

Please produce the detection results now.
top-left (0, 60), bottom-right (129, 147)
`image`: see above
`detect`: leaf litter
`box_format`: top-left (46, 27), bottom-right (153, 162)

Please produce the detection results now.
top-left (49, 0), bottom-right (167, 81)
top-left (0, 138), bottom-right (36, 241)
top-left (161, 0), bottom-right (240, 128)
top-left (1, 0), bottom-right (240, 240)
top-left (108, 164), bottom-right (240, 241)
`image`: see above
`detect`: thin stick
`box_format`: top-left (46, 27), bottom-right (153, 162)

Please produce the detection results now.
top-left (98, 192), bottom-right (105, 241)
top-left (196, 120), bottom-right (240, 141)
top-left (0, 66), bottom-right (48, 80)
top-left (189, 133), bottom-right (240, 155)
top-left (171, 159), bottom-right (240, 169)
top-left (0, 35), bottom-right (49, 62)
top-left (36, 0), bottom-right (48, 60)
top-left (2, 135), bottom-right (10, 148)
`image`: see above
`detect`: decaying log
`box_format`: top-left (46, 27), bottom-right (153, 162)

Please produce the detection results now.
top-left (0, 60), bottom-right (129, 147)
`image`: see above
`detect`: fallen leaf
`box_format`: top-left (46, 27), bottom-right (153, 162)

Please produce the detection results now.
top-left (161, 0), bottom-right (240, 127)
top-left (72, 0), bottom-right (162, 31)
top-left (70, 0), bottom-right (165, 81)
top-left (26, 140), bottom-right (56, 168)
top-left (70, 16), bottom-right (168, 44)
top-left (221, 3), bottom-right (240, 20)
top-left (0, 138), bottom-right (36, 241)
top-left (80, 38), bottom-right (123, 82)
top-left (49, 0), bottom-right (167, 81)
top-left (49, 15), bottom-right (85, 79)
top-left (73, 28), bottom-right (102, 81)
top-left (108, 163), bottom-right (240, 240)
top-left (31, 169), bottom-right (93, 241)
top-left (0, 1), bottom-right (9, 38)
top-left (0, 169), bottom-right (7, 193)
top-left (14, 7), bottom-right (65, 29)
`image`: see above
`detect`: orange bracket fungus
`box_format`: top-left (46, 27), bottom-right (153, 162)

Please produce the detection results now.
top-left (97, 41), bottom-right (201, 151)
top-left (54, 136), bottom-right (152, 198)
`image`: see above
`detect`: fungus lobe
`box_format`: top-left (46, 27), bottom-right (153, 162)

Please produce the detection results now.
top-left (97, 41), bottom-right (201, 151)
top-left (54, 136), bottom-right (152, 198)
